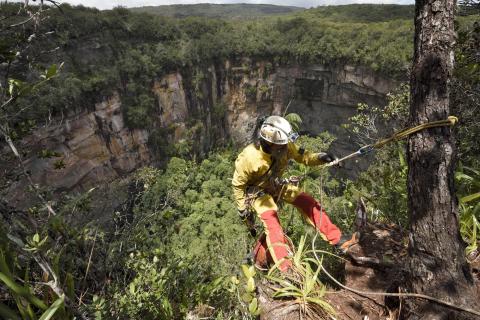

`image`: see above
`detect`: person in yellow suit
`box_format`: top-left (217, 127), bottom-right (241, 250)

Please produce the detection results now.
top-left (232, 115), bottom-right (359, 272)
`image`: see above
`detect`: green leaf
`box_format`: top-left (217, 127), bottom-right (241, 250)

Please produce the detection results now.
top-left (8, 79), bottom-right (15, 96)
top-left (129, 282), bottom-right (135, 295)
top-left (37, 235), bottom-right (49, 248)
top-left (241, 292), bottom-right (253, 303)
top-left (0, 272), bottom-right (29, 296)
top-left (241, 264), bottom-right (255, 278)
top-left (461, 192), bottom-right (480, 203)
top-left (306, 297), bottom-right (336, 315)
top-left (33, 233), bottom-right (40, 243)
top-left (52, 247), bottom-right (65, 279)
top-left (38, 296), bottom-right (64, 320)
top-left (0, 250), bottom-right (13, 278)
top-left (0, 272), bottom-right (47, 310)
top-left (248, 298), bottom-right (258, 314)
top-left (6, 234), bottom-right (24, 247)
top-left (285, 113), bottom-right (303, 132)
top-left (162, 298), bottom-right (172, 317)
top-left (66, 273), bottom-right (75, 300)
top-left (456, 172), bottom-right (474, 182)
top-left (293, 236), bottom-right (306, 267)
top-left (248, 265), bottom-right (256, 278)
top-left (273, 290), bottom-right (302, 298)
top-left (0, 302), bottom-right (20, 320)
top-left (46, 64), bottom-right (58, 79)
top-left (398, 147), bottom-right (406, 167)
top-left (246, 277), bottom-right (255, 293)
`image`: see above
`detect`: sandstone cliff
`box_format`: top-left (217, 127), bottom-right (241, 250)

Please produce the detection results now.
top-left (0, 60), bottom-right (399, 207)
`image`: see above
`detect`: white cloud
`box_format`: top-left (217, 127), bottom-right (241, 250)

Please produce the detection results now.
top-left (7, 0), bottom-right (414, 10)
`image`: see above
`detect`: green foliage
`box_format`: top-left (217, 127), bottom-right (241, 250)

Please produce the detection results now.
top-left (107, 152), bottom-right (246, 318)
top-left (0, 2), bottom-right (421, 131)
top-left (456, 165), bottom-right (480, 253)
top-left (266, 235), bottom-right (335, 318)
top-left (303, 4), bottom-right (414, 23)
top-left (130, 3), bottom-right (303, 19)
top-left (337, 83), bottom-right (410, 227)
top-left (284, 113), bottom-right (302, 132)
top-left (113, 253), bottom-right (173, 318)
top-left (0, 228), bottom-right (68, 320)
top-left (452, 18), bottom-right (480, 168)
top-left (346, 143), bottom-right (408, 227)
top-left (231, 265), bottom-right (260, 316)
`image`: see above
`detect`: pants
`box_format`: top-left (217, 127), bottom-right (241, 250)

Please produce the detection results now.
top-left (251, 184), bottom-right (342, 272)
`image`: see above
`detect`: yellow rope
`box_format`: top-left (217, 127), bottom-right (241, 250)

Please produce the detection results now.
top-left (322, 116), bottom-right (459, 168)
top-left (372, 116), bottom-right (458, 149)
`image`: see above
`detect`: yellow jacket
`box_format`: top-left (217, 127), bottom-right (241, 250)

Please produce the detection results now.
top-left (232, 142), bottom-right (326, 211)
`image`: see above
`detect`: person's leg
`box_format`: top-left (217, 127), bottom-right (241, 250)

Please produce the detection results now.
top-left (293, 192), bottom-right (342, 244)
top-left (282, 184), bottom-right (342, 245)
top-left (251, 194), bottom-right (291, 272)
top-left (252, 233), bottom-right (269, 269)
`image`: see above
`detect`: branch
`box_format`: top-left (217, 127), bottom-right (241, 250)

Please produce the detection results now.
top-left (32, 253), bottom-right (90, 320)
top-left (0, 123), bottom-right (57, 216)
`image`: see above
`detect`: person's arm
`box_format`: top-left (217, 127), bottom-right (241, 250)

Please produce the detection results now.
top-left (232, 154), bottom-right (253, 212)
top-left (288, 142), bottom-right (334, 166)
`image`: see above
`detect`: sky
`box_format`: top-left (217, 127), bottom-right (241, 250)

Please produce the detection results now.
top-left (7, 0), bottom-right (414, 10)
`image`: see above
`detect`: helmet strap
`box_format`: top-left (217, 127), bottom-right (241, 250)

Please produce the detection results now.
top-left (259, 138), bottom-right (272, 154)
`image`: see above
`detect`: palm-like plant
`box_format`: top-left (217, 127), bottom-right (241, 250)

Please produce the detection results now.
top-left (457, 166), bottom-right (480, 255)
top-left (455, 166), bottom-right (480, 255)
top-left (265, 236), bottom-right (336, 319)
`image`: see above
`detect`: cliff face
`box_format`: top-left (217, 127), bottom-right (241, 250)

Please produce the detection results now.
top-left (1, 94), bottom-right (150, 208)
top-left (0, 60), bottom-right (399, 207)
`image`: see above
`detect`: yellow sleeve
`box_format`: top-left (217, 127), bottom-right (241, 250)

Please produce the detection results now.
top-left (288, 142), bottom-right (327, 166)
top-left (232, 152), bottom-right (256, 211)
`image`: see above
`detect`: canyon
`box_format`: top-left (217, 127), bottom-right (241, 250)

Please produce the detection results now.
top-left (0, 59), bottom-right (400, 208)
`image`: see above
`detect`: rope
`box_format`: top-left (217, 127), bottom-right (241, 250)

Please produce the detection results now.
top-left (323, 116), bottom-right (458, 168)
top-left (310, 235), bottom-right (480, 317)
top-left (310, 160), bottom-right (480, 317)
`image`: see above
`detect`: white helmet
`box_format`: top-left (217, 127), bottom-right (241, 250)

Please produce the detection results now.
top-left (259, 116), bottom-right (298, 145)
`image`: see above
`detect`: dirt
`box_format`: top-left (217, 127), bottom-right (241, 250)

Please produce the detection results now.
top-left (324, 222), bottom-right (408, 320)
top-left (257, 221), bottom-right (480, 320)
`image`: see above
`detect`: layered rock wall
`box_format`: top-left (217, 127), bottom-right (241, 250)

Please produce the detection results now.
top-left (0, 60), bottom-right (400, 207)
top-left (1, 93), bottom-right (150, 208)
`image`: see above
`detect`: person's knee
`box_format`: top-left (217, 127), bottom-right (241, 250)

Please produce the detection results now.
top-left (252, 194), bottom-right (278, 213)
top-left (282, 184), bottom-right (301, 203)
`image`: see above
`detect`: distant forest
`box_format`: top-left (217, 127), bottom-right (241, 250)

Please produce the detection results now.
top-left (130, 3), bottom-right (304, 19)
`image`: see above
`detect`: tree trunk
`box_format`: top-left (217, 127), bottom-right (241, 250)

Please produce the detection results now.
top-left (405, 0), bottom-right (480, 319)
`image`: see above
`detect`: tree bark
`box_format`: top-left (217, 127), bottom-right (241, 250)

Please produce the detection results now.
top-left (405, 0), bottom-right (480, 319)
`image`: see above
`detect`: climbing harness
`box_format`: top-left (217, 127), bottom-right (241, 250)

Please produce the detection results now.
top-left (321, 116), bottom-right (459, 169)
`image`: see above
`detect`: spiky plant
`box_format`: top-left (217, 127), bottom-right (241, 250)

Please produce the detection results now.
top-left (456, 165), bottom-right (480, 255)
top-left (265, 236), bottom-right (336, 319)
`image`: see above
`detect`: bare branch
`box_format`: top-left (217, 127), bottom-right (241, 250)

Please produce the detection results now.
top-left (0, 123), bottom-right (57, 216)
